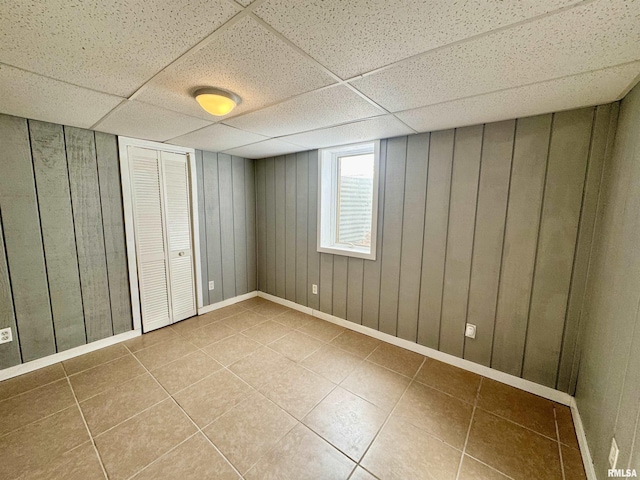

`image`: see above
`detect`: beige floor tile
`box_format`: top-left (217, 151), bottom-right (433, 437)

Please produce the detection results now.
top-left (202, 334), bottom-right (262, 366)
top-left (152, 350), bottom-right (222, 394)
top-left (350, 466), bottom-right (378, 480)
top-left (174, 369), bottom-right (253, 427)
top-left (80, 373), bottom-right (168, 435)
top-left (0, 405), bottom-right (90, 479)
top-left (562, 444), bottom-right (587, 480)
top-left (302, 344), bottom-right (363, 383)
top-left (125, 327), bottom-right (180, 353)
top-left (0, 378), bottom-right (75, 435)
top-left (236, 296), bottom-right (270, 309)
top-left (361, 416), bottom-right (461, 480)
top-left (171, 313), bottom-right (220, 335)
top-left (330, 330), bottom-right (381, 359)
top-left (95, 399), bottom-right (197, 480)
top-left (68, 354), bottom-right (145, 401)
top-left (341, 361), bottom-right (410, 412)
top-left (272, 309), bottom-right (315, 329)
top-left (304, 387), bottom-right (386, 461)
top-left (208, 303), bottom-right (249, 320)
top-left (251, 302), bottom-right (290, 318)
top-left (18, 441), bottom-right (105, 480)
top-left (220, 310), bottom-right (270, 332)
top-left (204, 393), bottom-right (297, 474)
top-left (229, 346), bottom-right (294, 389)
top-left (134, 336), bottom-right (198, 370)
top-left (245, 423), bottom-right (355, 480)
top-left (269, 330), bottom-right (324, 361)
top-left (458, 455), bottom-right (510, 480)
top-left (63, 344), bottom-right (129, 375)
top-left (466, 409), bottom-right (562, 480)
top-left (367, 343), bottom-right (424, 378)
top-left (183, 321), bottom-right (237, 348)
top-left (243, 320), bottom-right (291, 344)
top-left (478, 378), bottom-right (557, 439)
top-left (259, 364), bottom-right (334, 419)
top-left (299, 318), bottom-right (345, 342)
top-left (555, 404), bottom-right (580, 449)
top-left (393, 381), bottom-right (473, 449)
top-left (132, 434), bottom-right (240, 480)
top-left (415, 357), bottom-right (481, 403)
top-left (0, 363), bottom-right (65, 401)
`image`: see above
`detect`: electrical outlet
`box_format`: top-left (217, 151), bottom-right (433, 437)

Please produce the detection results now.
top-left (465, 323), bottom-right (476, 339)
top-left (609, 437), bottom-right (619, 469)
top-left (312, 284), bottom-right (318, 295)
top-left (0, 327), bottom-right (12, 344)
top-left (208, 281), bottom-right (215, 291)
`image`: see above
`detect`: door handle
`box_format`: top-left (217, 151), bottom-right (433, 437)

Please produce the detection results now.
top-left (178, 251), bottom-right (185, 256)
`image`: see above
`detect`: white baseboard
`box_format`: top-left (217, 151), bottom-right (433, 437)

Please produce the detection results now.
top-left (198, 290), bottom-right (258, 315)
top-left (0, 329), bottom-right (141, 382)
top-left (570, 397), bottom-right (597, 480)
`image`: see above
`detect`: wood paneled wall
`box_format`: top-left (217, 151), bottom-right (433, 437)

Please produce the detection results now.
top-left (254, 105), bottom-right (617, 392)
top-left (0, 114), bottom-right (132, 368)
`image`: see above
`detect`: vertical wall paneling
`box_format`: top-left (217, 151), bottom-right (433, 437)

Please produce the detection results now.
top-left (319, 253), bottom-right (333, 314)
top-left (295, 152), bottom-right (308, 306)
top-left (378, 136), bottom-right (408, 335)
top-left (491, 114), bottom-right (551, 375)
top-left (285, 154), bottom-right (297, 301)
top-left (417, 129), bottom-right (454, 348)
top-left (29, 121), bottom-right (85, 350)
top-left (332, 256), bottom-right (348, 320)
top-left (195, 151), bottom-right (209, 300)
top-left (232, 156), bottom-right (248, 295)
top-left (203, 151), bottom-right (223, 304)
top-left (0, 215), bottom-right (21, 367)
top-left (463, 120), bottom-right (515, 366)
top-left (439, 125), bottom-right (483, 356)
top-left (266, 158), bottom-right (277, 296)
top-left (245, 158), bottom-right (257, 292)
top-left (346, 258), bottom-right (364, 324)
top-left (256, 159), bottom-right (267, 292)
top-left (95, 131), bottom-right (132, 335)
top-left (397, 133), bottom-right (429, 341)
top-left (362, 140), bottom-right (388, 330)
top-left (522, 108), bottom-right (593, 387)
top-left (307, 151), bottom-right (320, 309)
top-left (65, 126), bottom-right (113, 342)
top-left (275, 156), bottom-right (286, 298)
top-left (217, 154), bottom-right (236, 300)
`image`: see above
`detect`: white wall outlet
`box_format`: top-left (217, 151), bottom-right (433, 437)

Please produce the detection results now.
top-left (465, 323), bottom-right (477, 339)
top-left (208, 281), bottom-right (215, 291)
top-left (609, 437), bottom-right (619, 469)
top-left (0, 327), bottom-right (12, 344)
top-left (312, 284), bottom-right (318, 295)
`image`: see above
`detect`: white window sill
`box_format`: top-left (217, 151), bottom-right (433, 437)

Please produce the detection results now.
top-left (317, 245), bottom-right (376, 261)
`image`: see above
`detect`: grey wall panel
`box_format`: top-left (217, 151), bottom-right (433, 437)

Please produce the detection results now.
top-left (95, 131), bottom-right (132, 335)
top-left (463, 120), bottom-right (514, 366)
top-left (397, 133), bottom-right (429, 342)
top-left (0, 115), bottom-right (55, 361)
top-left (203, 151), bottom-right (223, 304)
top-left (285, 154), bottom-right (297, 302)
top-left (307, 151), bottom-right (320, 309)
top-left (295, 152), bottom-right (308, 306)
top-left (245, 159), bottom-right (257, 292)
top-left (346, 258), bottom-right (363, 324)
top-left (195, 151), bottom-right (209, 302)
top-left (378, 136), bottom-right (407, 336)
top-left (439, 125), bottom-right (483, 356)
top-left (256, 159), bottom-right (267, 292)
top-left (319, 253), bottom-right (333, 314)
top-left (0, 215), bottom-right (21, 368)
top-left (275, 156), bottom-right (286, 298)
top-left (232, 156), bottom-right (248, 295)
top-left (332, 255), bottom-right (347, 320)
top-left (491, 114), bottom-right (551, 375)
top-left (265, 158), bottom-right (276, 296)
top-left (522, 108), bottom-right (593, 387)
top-left (65, 126), bottom-right (113, 342)
top-left (417, 129), bottom-right (454, 349)
top-left (29, 120), bottom-right (85, 351)
top-left (217, 154), bottom-right (236, 300)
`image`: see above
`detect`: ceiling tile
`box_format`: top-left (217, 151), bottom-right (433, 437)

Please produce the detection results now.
top-left (224, 85), bottom-right (383, 136)
top-left (94, 100), bottom-right (212, 142)
top-left (351, 0), bottom-right (640, 112)
top-left (279, 115), bottom-right (414, 149)
top-left (136, 16), bottom-right (336, 121)
top-left (0, 64), bottom-right (124, 129)
top-left (255, 0), bottom-right (580, 79)
top-left (167, 124), bottom-right (268, 152)
top-left (395, 62), bottom-right (640, 133)
top-left (0, 0), bottom-right (240, 97)
top-left (223, 138), bottom-right (304, 158)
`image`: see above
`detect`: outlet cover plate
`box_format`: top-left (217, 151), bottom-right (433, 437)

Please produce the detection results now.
top-left (609, 437), bottom-right (619, 469)
top-left (208, 281), bottom-right (215, 291)
top-left (0, 327), bottom-right (12, 344)
top-left (312, 284), bottom-right (318, 295)
top-left (465, 323), bottom-right (476, 339)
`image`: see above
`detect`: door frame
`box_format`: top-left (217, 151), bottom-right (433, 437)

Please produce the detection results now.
top-left (117, 136), bottom-right (203, 332)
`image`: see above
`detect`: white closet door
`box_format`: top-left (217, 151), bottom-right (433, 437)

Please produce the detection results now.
top-left (161, 151), bottom-right (197, 322)
top-left (129, 147), bottom-right (172, 331)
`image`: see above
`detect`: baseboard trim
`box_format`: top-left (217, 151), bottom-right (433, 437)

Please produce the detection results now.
top-left (570, 397), bottom-right (597, 480)
top-left (0, 329), bottom-right (141, 381)
top-left (198, 291), bottom-right (258, 315)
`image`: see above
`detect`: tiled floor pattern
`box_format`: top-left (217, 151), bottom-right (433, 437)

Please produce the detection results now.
top-left (0, 297), bottom-right (587, 479)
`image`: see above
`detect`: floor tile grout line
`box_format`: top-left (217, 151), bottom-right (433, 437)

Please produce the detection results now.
top-left (454, 377), bottom-right (482, 480)
top-left (124, 431), bottom-right (201, 480)
top-left (463, 453), bottom-right (517, 480)
top-left (555, 406), bottom-right (567, 480)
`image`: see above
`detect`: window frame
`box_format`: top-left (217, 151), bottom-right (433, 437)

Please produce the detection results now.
top-left (317, 141), bottom-right (380, 260)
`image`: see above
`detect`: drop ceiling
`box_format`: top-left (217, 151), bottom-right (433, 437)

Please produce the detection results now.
top-left (1, 0), bottom-right (638, 159)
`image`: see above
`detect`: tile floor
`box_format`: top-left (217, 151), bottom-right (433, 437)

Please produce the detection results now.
top-left (0, 297), bottom-right (587, 479)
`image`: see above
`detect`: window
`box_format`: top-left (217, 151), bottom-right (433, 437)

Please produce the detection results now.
top-left (318, 141), bottom-right (379, 260)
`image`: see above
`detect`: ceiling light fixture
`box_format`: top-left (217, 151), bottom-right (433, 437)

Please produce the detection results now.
top-left (194, 87), bottom-right (241, 116)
